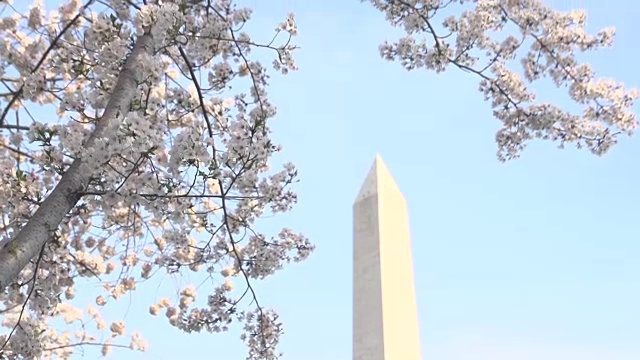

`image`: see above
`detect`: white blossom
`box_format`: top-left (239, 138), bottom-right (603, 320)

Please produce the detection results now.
top-left (110, 321), bottom-right (126, 337)
top-left (368, 0), bottom-right (638, 160)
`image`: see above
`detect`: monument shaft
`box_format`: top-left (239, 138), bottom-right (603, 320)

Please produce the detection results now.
top-left (353, 155), bottom-right (421, 360)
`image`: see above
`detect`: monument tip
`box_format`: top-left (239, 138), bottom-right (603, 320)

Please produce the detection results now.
top-left (354, 154), bottom-right (401, 203)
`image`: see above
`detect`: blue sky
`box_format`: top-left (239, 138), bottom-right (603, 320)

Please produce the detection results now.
top-left (10, 0), bottom-right (640, 359)
top-left (246, 1), bottom-right (640, 359)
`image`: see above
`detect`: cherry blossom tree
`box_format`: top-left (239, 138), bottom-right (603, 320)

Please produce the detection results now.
top-left (0, 0), bottom-right (312, 358)
top-left (365, 0), bottom-right (638, 161)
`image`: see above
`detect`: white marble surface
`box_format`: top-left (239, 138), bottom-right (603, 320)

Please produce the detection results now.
top-left (353, 155), bottom-right (422, 360)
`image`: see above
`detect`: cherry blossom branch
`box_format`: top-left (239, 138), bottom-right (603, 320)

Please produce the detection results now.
top-left (43, 341), bottom-right (130, 352)
top-left (0, 125), bottom-right (30, 131)
top-left (371, 0), bottom-right (638, 159)
top-left (218, 178), bottom-right (274, 357)
top-left (0, 0), bottom-right (93, 126)
top-left (0, 3), bottom-right (307, 358)
top-left (0, 143), bottom-right (34, 160)
top-left (0, 243), bottom-right (45, 355)
top-left (0, 32), bottom-right (155, 288)
top-left (177, 46), bottom-right (215, 140)
top-left (391, 0), bottom-right (525, 106)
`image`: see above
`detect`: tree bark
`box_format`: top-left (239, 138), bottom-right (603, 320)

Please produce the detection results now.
top-left (0, 33), bottom-right (154, 289)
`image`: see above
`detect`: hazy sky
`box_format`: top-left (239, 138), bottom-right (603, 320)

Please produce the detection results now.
top-left (16, 0), bottom-right (640, 359)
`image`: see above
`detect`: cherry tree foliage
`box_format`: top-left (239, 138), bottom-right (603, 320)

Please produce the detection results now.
top-left (366, 0), bottom-right (639, 161)
top-left (0, 0), bottom-right (313, 359)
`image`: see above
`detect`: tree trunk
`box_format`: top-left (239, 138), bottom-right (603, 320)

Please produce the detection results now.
top-left (0, 33), bottom-right (154, 288)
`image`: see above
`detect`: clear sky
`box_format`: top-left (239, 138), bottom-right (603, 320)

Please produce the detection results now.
top-left (15, 0), bottom-right (640, 359)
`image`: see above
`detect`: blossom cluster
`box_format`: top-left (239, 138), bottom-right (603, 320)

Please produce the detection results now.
top-left (367, 0), bottom-right (638, 160)
top-left (0, 0), bottom-right (311, 359)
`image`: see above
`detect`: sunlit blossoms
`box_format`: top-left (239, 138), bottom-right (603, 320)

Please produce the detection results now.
top-left (367, 0), bottom-right (639, 160)
top-left (0, 0), bottom-right (312, 359)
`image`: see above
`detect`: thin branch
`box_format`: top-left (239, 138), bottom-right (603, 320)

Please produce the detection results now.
top-left (0, 243), bottom-right (46, 354)
top-left (0, 0), bottom-right (94, 126)
top-left (0, 124), bottom-right (29, 131)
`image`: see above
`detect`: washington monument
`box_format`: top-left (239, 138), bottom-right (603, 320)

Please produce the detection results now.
top-left (352, 155), bottom-right (422, 360)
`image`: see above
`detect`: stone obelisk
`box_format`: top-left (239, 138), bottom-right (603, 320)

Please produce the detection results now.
top-left (353, 155), bottom-right (421, 360)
